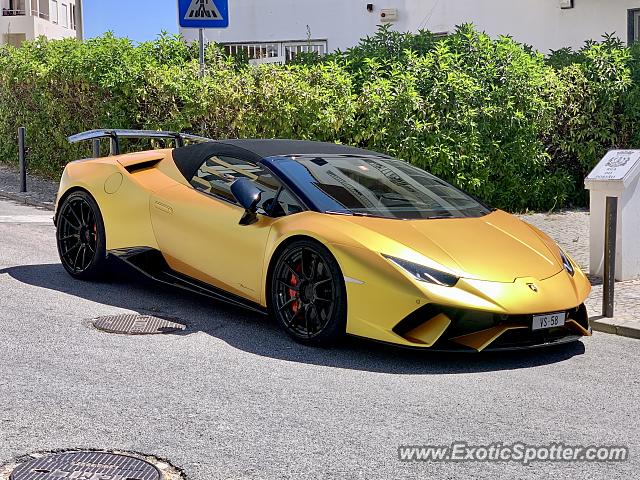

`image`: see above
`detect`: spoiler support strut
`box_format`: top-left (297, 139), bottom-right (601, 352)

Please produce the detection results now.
top-left (68, 129), bottom-right (212, 156)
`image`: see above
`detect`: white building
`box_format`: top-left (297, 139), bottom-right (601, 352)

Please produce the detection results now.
top-left (1, 0), bottom-right (83, 47)
top-left (179, 0), bottom-right (640, 62)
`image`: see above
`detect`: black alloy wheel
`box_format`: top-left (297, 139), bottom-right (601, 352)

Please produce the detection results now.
top-left (271, 239), bottom-right (346, 345)
top-left (56, 191), bottom-right (107, 280)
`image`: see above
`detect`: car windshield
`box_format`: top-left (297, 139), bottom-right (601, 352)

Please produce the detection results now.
top-left (278, 154), bottom-right (491, 220)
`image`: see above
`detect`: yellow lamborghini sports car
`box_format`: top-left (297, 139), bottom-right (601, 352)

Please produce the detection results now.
top-left (55, 130), bottom-right (592, 351)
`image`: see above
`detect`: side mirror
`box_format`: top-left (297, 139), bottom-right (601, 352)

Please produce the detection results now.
top-left (231, 178), bottom-right (262, 225)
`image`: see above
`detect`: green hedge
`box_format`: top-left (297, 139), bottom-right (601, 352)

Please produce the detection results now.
top-left (1, 26), bottom-right (638, 211)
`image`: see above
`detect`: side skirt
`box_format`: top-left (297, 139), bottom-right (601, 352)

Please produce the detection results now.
top-left (110, 247), bottom-right (267, 315)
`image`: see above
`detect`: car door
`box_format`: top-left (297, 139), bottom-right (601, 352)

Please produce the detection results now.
top-left (149, 154), bottom-right (284, 304)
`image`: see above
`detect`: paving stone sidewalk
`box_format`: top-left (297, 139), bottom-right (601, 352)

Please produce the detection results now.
top-left (1, 162), bottom-right (638, 338)
top-left (519, 211), bottom-right (640, 338)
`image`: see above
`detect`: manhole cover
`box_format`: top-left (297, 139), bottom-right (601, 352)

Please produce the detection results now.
top-left (92, 314), bottom-right (186, 335)
top-left (9, 451), bottom-right (160, 480)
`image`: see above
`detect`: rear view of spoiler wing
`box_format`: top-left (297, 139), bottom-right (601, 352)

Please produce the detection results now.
top-left (68, 129), bottom-right (212, 156)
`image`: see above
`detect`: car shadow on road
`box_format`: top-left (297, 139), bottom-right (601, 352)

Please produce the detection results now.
top-left (0, 262), bottom-right (587, 375)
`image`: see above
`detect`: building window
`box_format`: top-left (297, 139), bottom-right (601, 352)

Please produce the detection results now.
top-left (222, 40), bottom-right (328, 65)
top-left (283, 41), bottom-right (327, 62)
top-left (70, 3), bottom-right (76, 30)
top-left (36, 0), bottom-right (50, 20)
top-left (61, 2), bottom-right (68, 27)
top-left (50, 0), bottom-right (58, 23)
top-left (629, 9), bottom-right (640, 44)
top-left (2, 0), bottom-right (26, 16)
top-left (223, 42), bottom-right (280, 61)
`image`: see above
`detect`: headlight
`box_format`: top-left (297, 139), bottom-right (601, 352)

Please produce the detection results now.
top-left (559, 249), bottom-right (575, 276)
top-left (383, 255), bottom-right (459, 287)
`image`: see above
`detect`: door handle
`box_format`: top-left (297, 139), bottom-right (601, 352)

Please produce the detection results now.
top-left (153, 201), bottom-right (174, 214)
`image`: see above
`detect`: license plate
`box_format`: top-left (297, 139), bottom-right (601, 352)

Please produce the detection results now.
top-left (532, 312), bottom-right (566, 331)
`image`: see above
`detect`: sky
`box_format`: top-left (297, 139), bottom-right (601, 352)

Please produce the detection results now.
top-left (83, 0), bottom-right (179, 42)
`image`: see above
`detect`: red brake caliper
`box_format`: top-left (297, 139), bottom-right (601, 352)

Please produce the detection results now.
top-left (289, 263), bottom-right (301, 314)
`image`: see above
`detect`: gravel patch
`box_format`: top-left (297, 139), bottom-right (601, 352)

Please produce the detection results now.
top-left (0, 164), bottom-right (58, 210)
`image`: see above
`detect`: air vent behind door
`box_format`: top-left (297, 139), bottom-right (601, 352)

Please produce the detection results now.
top-left (125, 158), bottom-right (162, 173)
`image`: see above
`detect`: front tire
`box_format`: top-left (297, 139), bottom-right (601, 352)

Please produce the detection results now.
top-left (271, 239), bottom-right (347, 346)
top-left (56, 190), bottom-right (107, 280)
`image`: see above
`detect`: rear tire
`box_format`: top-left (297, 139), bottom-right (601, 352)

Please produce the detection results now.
top-left (56, 190), bottom-right (107, 281)
top-left (270, 239), bottom-right (347, 346)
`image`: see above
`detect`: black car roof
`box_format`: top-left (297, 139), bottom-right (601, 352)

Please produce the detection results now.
top-left (172, 139), bottom-right (383, 182)
top-left (218, 139), bottom-right (380, 157)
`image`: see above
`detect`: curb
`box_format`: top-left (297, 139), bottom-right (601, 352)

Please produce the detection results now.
top-left (0, 190), bottom-right (55, 211)
top-left (590, 316), bottom-right (640, 340)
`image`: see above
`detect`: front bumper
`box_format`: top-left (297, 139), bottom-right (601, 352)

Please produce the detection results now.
top-left (391, 303), bottom-right (591, 352)
top-left (330, 242), bottom-right (592, 351)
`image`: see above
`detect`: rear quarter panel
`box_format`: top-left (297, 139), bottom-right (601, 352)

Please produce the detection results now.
top-left (56, 150), bottom-right (184, 251)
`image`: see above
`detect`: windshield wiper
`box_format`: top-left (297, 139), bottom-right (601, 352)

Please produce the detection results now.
top-left (325, 210), bottom-right (380, 218)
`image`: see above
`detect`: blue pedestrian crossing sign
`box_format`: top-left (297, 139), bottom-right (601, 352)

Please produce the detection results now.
top-left (179, 0), bottom-right (229, 29)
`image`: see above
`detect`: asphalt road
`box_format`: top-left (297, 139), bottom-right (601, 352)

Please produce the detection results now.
top-left (0, 199), bottom-right (638, 479)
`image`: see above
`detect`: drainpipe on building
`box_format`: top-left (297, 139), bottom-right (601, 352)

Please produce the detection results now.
top-left (75, 0), bottom-right (84, 40)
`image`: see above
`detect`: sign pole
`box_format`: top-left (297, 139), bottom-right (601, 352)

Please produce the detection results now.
top-left (199, 28), bottom-right (205, 78)
top-left (179, 0), bottom-right (228, 76)
top-left (602, 196), bottom-right (618, 318)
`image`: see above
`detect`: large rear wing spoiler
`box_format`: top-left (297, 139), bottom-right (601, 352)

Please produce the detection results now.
top-left (68, 129), bottom-right (213, 156)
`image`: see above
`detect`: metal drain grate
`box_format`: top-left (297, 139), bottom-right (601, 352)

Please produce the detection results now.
top-left (10, 451), bottom-right (160, 480)
top-left (92, 314), bottom-right (186, 335)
